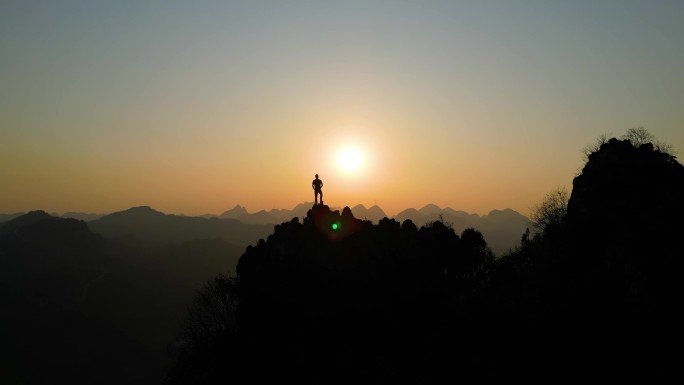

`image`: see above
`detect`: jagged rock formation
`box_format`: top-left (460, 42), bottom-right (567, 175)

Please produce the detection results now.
top-left (172, 138), bottom-right (684, 382)
top-left (566, 138), bottom-right (684, 310)
top-left (569, 138), bottom-right (684, 226)
top-left (232, 204), bottom-right (493, 383)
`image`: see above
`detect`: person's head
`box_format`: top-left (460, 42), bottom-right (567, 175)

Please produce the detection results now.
top-left (315, 174), bottom-right (319, 179)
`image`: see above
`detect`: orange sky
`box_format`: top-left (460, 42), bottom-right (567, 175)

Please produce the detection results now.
top-left (1, 2), bottom-right (683, 217)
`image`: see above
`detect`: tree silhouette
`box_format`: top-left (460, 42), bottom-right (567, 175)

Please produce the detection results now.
top-left (621, 126), bottom-right (675, 155)
top-left (167, 275), bottom-right (240, 384)
top-left (172, 204), bottom-right (507, 383)
top-left (581, 132), bottom-right (611, 162)
top-left (166, 128), bottom-right (683, 382)
top-left (530, 187), bottom-right (568, 233)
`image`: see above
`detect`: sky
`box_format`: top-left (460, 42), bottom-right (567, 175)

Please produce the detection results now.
top-left (1, 1), bottom-right (683, 217)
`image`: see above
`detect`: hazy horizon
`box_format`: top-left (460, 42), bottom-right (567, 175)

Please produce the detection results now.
top-left (2, 1), bottom-right (683, 218)
top-left (0, 201), bottom-right (527, 219)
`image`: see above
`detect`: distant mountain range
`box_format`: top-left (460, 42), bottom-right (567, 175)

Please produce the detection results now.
top-left (0, 210), bottom-right (232, 384)
top-left (0, 211), bottom-right (105, 222)
top-left (88, 206), bottom-right (273, 248)
top-left (0, 202), bottom-right (529, 383)
top-left (394, 205), bottom-right (531, 255)
top-left (215, 202), bottom-right (314, 224)
top-left (215, 202), bottom-right (389, 224)
top-left (1, 203), bottom-right (530, 255)
top-left (212, 202), bottom-right (530, 255)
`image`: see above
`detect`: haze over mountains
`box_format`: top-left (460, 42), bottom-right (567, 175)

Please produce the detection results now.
top-left (3, 134), bottom-right (682, 384)
top-left (171, 136), bottom-right (684, 382)
top-left (88, 206), bottom-right (273, 249)
top-left (0, 202), bottom-right (524, 384)
top-left (1, 204), bottom-right (530, 256)
top-left (0, 212), bottom-right (105, 222)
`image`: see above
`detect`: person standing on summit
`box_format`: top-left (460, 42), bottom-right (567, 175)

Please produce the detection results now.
top-left (312, 174), bottom-right (324, 205)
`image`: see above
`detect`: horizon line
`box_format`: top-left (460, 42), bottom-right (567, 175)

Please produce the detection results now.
top-left (1, 202), bottom-right (529, 219)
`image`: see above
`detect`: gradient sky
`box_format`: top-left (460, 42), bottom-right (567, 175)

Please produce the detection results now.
top-left (1, 1), bottom-right (683, 217)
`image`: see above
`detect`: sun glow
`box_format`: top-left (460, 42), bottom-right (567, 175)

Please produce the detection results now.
top-left (338, 147), bottom-right (364, 173)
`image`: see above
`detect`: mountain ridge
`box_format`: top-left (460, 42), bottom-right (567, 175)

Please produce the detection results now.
top-left (1, 203), bottom-right (530, 255)
top-left (88, 206), bottom-right (273, 248)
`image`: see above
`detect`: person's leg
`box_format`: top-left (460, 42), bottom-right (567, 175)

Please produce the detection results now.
top-left (314, 191), bottom-right (318, 204)
top-left (320, 190), bottom-right (323, 204)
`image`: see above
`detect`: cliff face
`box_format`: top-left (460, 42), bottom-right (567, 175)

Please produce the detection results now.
top-left (568, 138), bottom-right (684, 228)
top-left (566, 138), bottom-right (684, 308)
top-left (231, 203), bottom-right (497, 383)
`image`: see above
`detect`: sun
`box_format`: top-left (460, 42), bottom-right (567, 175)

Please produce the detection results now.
top-left (338, 147), bottom-right (363, 173)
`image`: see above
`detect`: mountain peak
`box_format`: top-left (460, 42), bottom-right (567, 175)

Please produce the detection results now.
top-left (24, 209), bottom-right (51, 218)
top-left (485, 208), bottom-right (526, 220)
top-left (97, 206), bottom-right (166, 222)
top-left (126, 205), bottom-right (159, 212)
top-left (349, 204), bottom-right (386, 223)
top-left (2, 210), bottom-right (53, 230)
top-left (418, 204), bottom-right (442, 215)
top-left (220, 205), bottom-right (249, 218)
top-left (367, 205), bottom-right (387, 220)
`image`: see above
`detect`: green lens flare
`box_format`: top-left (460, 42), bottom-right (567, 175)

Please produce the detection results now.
top-left (332, 223), bottom-right (338, 230)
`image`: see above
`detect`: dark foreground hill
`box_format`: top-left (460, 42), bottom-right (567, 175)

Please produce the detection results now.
top-left (3, 135), bottom-right (681, 384)
top-left (169, 137), bottom-right (683, 383)
top-left (0, 212), bottom-right (245, 385)
top-left (564, 138), bottom-right (684, 313)
top-left (2, 204), bottom-right (529, 256)
top-left (170, 204), bottom-right (497, 383)
top-left (216, 202), bottom-right (529, 255)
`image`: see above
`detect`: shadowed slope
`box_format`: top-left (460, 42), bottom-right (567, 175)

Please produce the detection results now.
top-left (89, 206), bottom-right (273, 248)
top-left (227, 204), bottom-right (493, 383)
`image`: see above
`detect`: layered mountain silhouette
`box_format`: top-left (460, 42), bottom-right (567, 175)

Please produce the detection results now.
top-left (214, 202), bottom-right (528, 255)
top-left (0, 211), bottom-right (105, 223)
top-left (170, 135), bottom-right (683, 383)
top-left (0, 212), bottom-right (26, 222)
top-left (1, 213), bottom-right (111, 383)
top-left (60, 212), bottom-right (104, 221)
top-left (218, 202), bottom-right (323, 224)
top-left (0, 210), bottom-right (250, 384)
top-left (350, 204), bottom-right (387, 222)
top-left (168, 203), bottom-right (496, 383)
top-left (4, 132), bottom-right (682, 384)
top-left (1, 204), bottom-right (529, 256)
top-left (89, 206), bottom-right (273, 248)
top-left (395, 205), bottom-right (530, 255)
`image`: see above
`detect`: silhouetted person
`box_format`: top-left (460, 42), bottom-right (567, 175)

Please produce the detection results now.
top-left (312, 174), bottom-right (324, 205)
